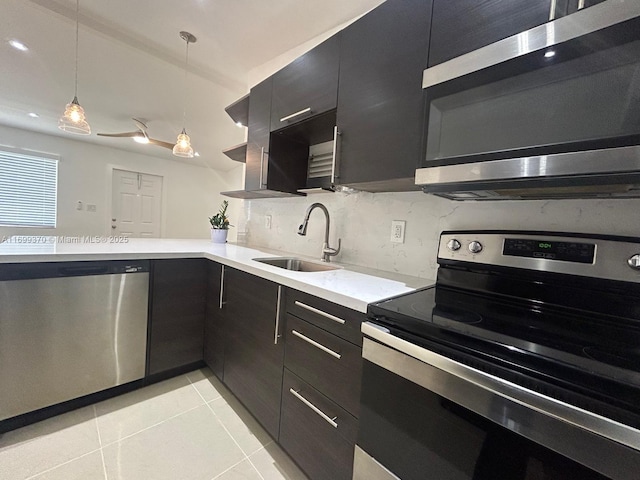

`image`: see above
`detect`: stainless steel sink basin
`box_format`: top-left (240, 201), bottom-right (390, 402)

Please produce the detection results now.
top-left (253, 257), bottom-right (340, 272)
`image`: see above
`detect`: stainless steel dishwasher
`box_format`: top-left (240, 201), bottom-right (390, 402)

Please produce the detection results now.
top-left (0, 260), bottom-right (149, 421)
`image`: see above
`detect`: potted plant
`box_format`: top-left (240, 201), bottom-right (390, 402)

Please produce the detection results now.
top-left (209, 200), bottom-right (231, 243)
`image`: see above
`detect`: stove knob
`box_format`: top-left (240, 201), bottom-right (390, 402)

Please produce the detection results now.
top-left (468, 241), bottom-right (483, 254)
top-left (447, 239), bottom-right (461, 251)
top-left (628, 254), bottom-right (640, 270)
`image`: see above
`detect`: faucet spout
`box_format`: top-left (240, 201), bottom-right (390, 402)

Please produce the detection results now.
top-left (297, 203), bottom-right (341, 262)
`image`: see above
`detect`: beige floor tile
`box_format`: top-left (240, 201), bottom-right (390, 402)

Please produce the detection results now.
top-left (95, 374), bottom-right (204, 445)
top-left (27, 450), bottom-right (105, 480)
top-left (102, 405), bottom-right (244, 480)
top-left (213, 459), bottom-right (262, 480)
top-left (0, 407), bottom-right (100, 480)
top-left (208, 395), bottom-right (272, 456)
top-left (249, 443), bottom-right (308, 480)
top-left (187, 368), bottom-right (229, 402)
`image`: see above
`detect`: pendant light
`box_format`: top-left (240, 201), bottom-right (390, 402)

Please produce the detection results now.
top-left (173, 31), bottom-right (197, 158)
top-left (58, 0), bottom-right (91, 135)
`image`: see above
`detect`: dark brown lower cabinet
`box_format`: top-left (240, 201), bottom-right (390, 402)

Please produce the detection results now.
top-left (222, 268), bottom-right (284, 439)
top-left (148, 258), bottom-right (207, 376)
top-left (204, 262), bottom-right (224, 380)
top-left (280, 370), bottom-right (359, 480)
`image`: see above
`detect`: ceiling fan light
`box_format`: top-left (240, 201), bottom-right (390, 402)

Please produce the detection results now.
top-left (58, 97), bottom-right (91, 135)
top-left (173, 129), bottom-right (194, 158)
top-left (133, 134), bottom-right (149, 144)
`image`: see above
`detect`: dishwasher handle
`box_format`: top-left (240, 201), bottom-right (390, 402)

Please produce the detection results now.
top-left (58, 265), bottom-right (110, 276)
top-left (0, 260), bottom-right (150, 281)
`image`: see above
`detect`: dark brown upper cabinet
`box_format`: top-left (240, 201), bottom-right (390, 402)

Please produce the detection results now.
top-left (270, 35), bottom-right (340, 132)
top-left (222, 77), bottom-right (308, 199)
top-left (335, 0), bottom-right (433, 192)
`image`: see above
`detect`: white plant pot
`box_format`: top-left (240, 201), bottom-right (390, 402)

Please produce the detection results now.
top-left (211, 228), bottom-right (228, 244)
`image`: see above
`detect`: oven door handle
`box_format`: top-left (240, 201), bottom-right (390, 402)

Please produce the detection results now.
top-left (362, 322), bottom-right (640, 478)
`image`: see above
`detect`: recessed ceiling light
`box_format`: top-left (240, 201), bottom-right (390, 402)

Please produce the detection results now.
top-left (27, 112), bottom-right (39, 118)
top-left (194, 152), bottom-right (200, 157)
top-left (9, 39), bottom-right (29, 52)
top-left (544, 50), bottom-right (556, 59)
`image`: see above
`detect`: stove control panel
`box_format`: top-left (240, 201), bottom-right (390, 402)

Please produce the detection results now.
top-left (438, 231), bottom-right (640, 283)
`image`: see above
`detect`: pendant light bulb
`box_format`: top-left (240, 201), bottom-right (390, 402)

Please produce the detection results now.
top-left (59, 96), bottom-right (91, 135)
top-left (59, 0), bottom-right (91, 135)
top-left (173, 31), bottom-right (197, 158)
top-left (173, 128), bottom-right (194, 158)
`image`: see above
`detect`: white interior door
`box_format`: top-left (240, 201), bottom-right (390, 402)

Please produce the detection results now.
top-left (112, 169), bottom-right (163, 238)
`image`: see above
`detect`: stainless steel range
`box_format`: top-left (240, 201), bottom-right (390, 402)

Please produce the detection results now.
top-left (355, 231), bottom-right (640, 480)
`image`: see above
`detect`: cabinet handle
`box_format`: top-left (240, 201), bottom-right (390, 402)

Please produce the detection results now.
top-left (289, 388), bottom-right (338, 428)
top-left (280, 107), bottom-right (312, 123)
top-left (331, 126), bottom-right (341, 185)
top-left (292, 329), bottom-right (342, 359)
top-left (274, 286), bottom-right (282, 344)
top-left (219, 265), bottom-right (225, 309)
top-left (294, 301), bottom-right (346, 325)
top-left (577, 0), bottom-right (585, 9)
top-left (549, 0), bottom-right (558, 20)
top-left (259, 147), bottom-right (267, 188)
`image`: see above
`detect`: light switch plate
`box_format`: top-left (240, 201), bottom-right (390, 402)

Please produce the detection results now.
top-left (265, 215), bottom-right (272, 229)
top-left (391, 220), bottom-right (406, 243)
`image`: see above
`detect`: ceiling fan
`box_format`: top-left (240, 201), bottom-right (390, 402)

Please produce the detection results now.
top-left (97, 118), bottom-right (175, 151)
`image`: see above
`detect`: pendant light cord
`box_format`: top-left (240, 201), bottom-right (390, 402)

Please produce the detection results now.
top-left (182, 39), bottom-right (189, 129)
top-left (74, 0), bottom-right (79, 98)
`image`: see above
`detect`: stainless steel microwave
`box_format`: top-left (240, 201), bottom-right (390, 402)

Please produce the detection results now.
top-left (415, 0), bottom-right (640, 200)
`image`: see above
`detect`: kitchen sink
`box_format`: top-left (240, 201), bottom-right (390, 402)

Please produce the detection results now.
top-left (253, 257), bottom-right (340, 272)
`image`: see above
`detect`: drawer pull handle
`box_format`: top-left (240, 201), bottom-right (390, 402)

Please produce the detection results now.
top-left (280, 107), bottom-right (312, 123)
top-left (294, 301), bottom-right (346, 325)
top-left (289, 388), bottom-right (338, 428)
top-left (292, 329), bottom-right (341, 359)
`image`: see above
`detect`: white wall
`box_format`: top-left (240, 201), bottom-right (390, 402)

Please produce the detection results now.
top-left (0, 124), bottom-right (239, 239)
top-left (240, 192), bottom-right (640, 280)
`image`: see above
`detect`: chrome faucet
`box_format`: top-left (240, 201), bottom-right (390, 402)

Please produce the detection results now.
top-left (297, 203), bottom-right (341, 262)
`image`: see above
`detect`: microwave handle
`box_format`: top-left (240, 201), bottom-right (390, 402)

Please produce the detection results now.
top-left (549, 0), bottom-right (558, 20)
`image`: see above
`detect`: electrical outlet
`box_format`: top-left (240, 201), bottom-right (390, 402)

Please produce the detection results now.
top-left (76, 201), bottom-right (83, 211)
top-left (86, 204), bottom-right (97, 213)
top-left (265, 215), bottom-right (272, 229)
top-left (391, 220), bottom-right (406, 243)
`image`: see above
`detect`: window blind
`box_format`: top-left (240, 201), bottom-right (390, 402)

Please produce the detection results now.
top-left (0, 149), bottom-right (58, 227)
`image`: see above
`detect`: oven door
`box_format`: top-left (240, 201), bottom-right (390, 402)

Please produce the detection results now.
top-left (415, 1), bottom-right (640, 199)
top-left (355, 323), bottom-right (640, 480)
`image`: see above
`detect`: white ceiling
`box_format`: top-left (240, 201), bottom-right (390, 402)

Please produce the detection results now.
top-left (1, 0), bottom-right (383, 171)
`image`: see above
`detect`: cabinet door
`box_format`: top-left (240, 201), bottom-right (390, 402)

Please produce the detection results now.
top-left (148, 259), bottom-right (207, 376)
top-left (245, 77), bottom-right (272, 191)
top-left (270, 35), bottom-right (340, 131)
top-left (204, 262), bottom-right (224, 380)
top-left (222, 268), bottom-right (284, 438)
top-left (428, 0), bottom-right (552, 67)
top-left (336, 0), bottom-right (433, 192)
top-left (280, 370), bottom-right (358, 480)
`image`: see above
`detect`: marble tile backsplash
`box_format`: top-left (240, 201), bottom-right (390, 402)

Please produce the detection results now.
top-left (237, 191), bottom-right (640, 280)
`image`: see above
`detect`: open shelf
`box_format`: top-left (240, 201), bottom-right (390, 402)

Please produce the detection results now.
top-left (224, 94), bottom-right (250, 127)
top-left (222, 142), bottom-right (247, 163)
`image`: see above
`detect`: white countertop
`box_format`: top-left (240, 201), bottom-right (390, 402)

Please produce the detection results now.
top-left (0, 236), bottom-right (432, 313)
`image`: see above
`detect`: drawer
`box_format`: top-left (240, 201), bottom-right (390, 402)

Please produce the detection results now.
top-left (285, 314), bottom-right (362, 417)
top-left (280, 369), bottom-right (358, 480)
top-left (285, 288), bottom-right (365, 346)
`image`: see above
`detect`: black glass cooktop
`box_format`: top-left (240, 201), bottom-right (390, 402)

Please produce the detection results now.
top-left (368, 284), bottom-right (640, 425)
